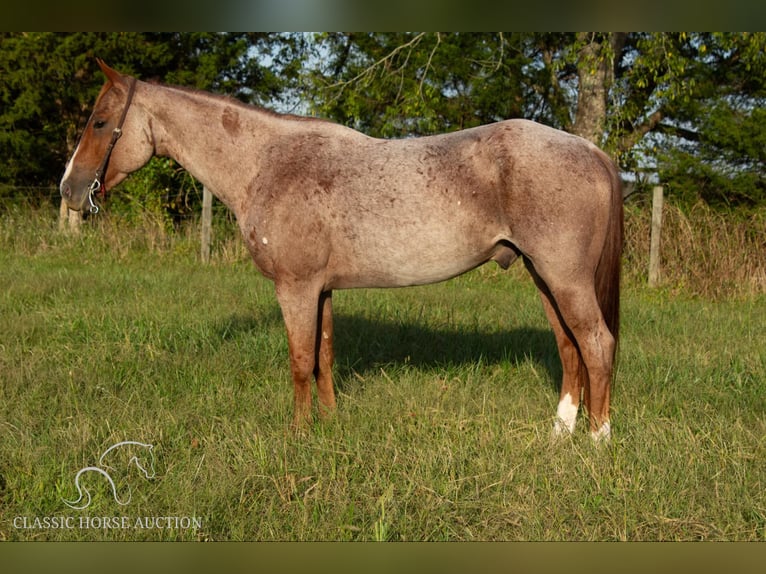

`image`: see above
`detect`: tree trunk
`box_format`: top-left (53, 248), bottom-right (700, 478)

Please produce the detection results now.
top-left (572, 32), bottom-right (627, 146)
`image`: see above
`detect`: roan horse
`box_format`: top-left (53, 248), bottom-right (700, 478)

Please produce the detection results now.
top-left (61, 60), bottom-right (622, 441)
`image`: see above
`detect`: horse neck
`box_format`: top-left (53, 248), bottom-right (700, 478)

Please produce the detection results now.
top-left (142, 83), bottom-right (273, 215)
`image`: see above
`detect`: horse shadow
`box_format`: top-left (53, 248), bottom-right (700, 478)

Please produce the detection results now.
top-left (216, 307), bottom-right (562, 394)
top-left (331, 314), bottom-right (561, 394)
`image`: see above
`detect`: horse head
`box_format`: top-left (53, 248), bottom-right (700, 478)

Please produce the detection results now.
top-left (59, 59), bottom-right (153, 213)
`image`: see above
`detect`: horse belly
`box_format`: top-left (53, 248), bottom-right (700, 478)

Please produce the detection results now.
top-left (328, 225), bottom-right (498, 289)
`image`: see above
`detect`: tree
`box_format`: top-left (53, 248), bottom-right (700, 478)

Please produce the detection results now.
top-left (645, 33), bottom-right (766, 208)
top-left (569, 33), bottom-right (627, 144)
top-left (306, 33), bottom-right (533, 137)
top-left (541, 32), bottom-right (765, 208)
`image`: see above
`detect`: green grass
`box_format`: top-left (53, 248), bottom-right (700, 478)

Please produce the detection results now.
top-left (0, 208), bottom-right (765, 540)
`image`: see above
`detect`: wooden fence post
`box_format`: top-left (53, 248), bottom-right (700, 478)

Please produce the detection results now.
top-left (648, 185), bottom-right (664, 287)
top-left (200, 186), bottom-right (213, 264)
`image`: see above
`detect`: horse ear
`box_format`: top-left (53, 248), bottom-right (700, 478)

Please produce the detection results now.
top-left (96, 58), bottom-right (125, 85)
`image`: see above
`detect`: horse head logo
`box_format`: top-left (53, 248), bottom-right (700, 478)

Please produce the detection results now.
top-left (62, 441), bottom-right (156, 510)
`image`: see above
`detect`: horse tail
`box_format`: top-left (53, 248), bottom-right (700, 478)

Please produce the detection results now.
top-left (593, 147), bottom-right (623, 361)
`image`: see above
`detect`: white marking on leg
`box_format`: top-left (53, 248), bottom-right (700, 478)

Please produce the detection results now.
top-left (591, 421), bottom-right (611, 443)
top-left (553, 392), bottom-right (578, 436)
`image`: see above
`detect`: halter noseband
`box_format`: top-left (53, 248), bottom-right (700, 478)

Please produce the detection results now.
top-left (87, 77), bottom-right (138, 214)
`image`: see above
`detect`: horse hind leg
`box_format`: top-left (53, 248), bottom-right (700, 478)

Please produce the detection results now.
top-left (526, 259), bottom-right (615, 441)
top-left (541, 292), bottom-right (586, 437)
top-left (555, 287), bottom-right (614, 441)
top-left (526, 260), bottom-right (586, 436)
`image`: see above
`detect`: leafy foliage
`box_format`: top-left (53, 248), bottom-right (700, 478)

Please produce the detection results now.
top-left (651, 34), bottom-right (766, 210)
top-left (105, 157), bottom-right (198, 231)
top-left (307, 33), bottom-right (551, 137)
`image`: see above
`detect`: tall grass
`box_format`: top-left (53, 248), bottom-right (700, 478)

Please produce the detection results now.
top-left (0, 202), bottom-right (248, 264)
top-left (623, 201), bottom-right (766, 298)
top-left (1, 203), bottom-right (764, 541)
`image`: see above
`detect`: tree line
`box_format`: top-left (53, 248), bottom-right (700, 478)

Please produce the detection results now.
top-left (1, 32), bottom-right (764, 213)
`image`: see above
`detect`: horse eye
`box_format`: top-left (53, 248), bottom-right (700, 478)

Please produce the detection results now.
top-left (93, 120), bottom-right (106, 129)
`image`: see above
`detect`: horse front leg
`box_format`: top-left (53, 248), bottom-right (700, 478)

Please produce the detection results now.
top-left (275, 280), bottom-right (323, 428)
top-left (275, 281), bottom-right (337, 428)
top-left (315, 290), bottom-right (336, 418)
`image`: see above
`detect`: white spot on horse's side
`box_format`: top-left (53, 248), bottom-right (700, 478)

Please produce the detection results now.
top-left (262, 237), bottom-right (268, 245)
top-left (553, 392), bottom-right (578, 436)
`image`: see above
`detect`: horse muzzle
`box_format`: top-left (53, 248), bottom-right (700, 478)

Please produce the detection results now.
top-left (60, 179), bottom-right (100, 214)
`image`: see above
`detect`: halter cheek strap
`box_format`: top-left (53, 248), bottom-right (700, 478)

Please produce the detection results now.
top-left (87, 77), bottom-right (138, 214)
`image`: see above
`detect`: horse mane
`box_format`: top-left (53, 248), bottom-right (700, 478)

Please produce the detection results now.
top-left (148, 79), bottom-right (332, 125)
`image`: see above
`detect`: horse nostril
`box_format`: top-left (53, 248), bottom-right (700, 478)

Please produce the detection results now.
top-left (61, 182), bottom-right (72, 199)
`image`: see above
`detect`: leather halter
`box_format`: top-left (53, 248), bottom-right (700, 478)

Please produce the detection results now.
top-left (87, 77), bottom-right (138, 214)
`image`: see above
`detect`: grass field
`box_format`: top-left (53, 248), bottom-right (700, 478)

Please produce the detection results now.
top-left (0, 206), bottom-right (765, 541)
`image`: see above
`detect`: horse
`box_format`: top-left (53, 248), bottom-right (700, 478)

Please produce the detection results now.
top-left (61, 60), bottom-right (622, 441)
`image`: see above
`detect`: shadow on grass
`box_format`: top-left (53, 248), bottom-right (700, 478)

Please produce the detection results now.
top-left (215, 308), bottom-right (561, 394)
top-left (332, 314), bottom-right (560, 393)
top-left (215, 307), bottom-right (284, 340)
